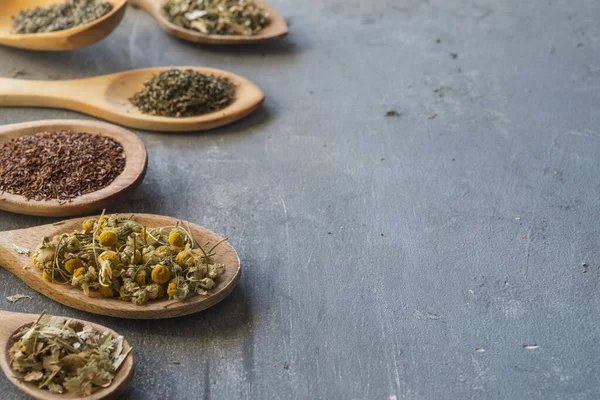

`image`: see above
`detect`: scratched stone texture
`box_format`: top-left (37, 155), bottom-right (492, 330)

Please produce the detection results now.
top-left (1, 0), bottom-right (600, 398)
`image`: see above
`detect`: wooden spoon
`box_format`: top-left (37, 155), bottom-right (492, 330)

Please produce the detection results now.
top-left (0, 0), bottom-right (127, 51)
top-left (0, 120), bottom-right (147, 217)
top-left (0, 311), bottom-right (134, 400)
top-left (0, 214), bottom-right (241, 319)
top-left (0, 67), bottom-right (265, 132)
top-left (129, 0), bottom-right (288, 44)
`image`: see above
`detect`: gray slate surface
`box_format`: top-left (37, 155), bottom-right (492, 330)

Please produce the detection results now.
top-left (1, 0), bottom-right (600, 398)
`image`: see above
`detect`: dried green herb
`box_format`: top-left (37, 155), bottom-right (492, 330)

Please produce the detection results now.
top-left (32, 214), bottom-right (227, 305)
top-left (12, 0), bottom-right (113, 34)
top-left (130, 69), bottom-right (235, 118)
top-left (163, 0), bottom-right (270, 36)
top-left (9, 313), bottom-right (130, 395)
top-left (0, 131), bottom-right (125, 202)
top-left (12, 244), bottom-right (31, 256)
top-left (6, 294), bottom-right (31, 303)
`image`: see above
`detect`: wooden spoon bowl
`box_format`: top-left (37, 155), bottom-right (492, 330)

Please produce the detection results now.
top-left (0, 214), bottom-right (241, 319)
top-left (0, 0), bottom-right (127, 51)
top-left (0, 67), bottom-right (265, 132)
top-left (129, 0), bottom-right (288, 44)
top-left (0, 311), bottom-right (134, 400)
top-left (0, 120), bottom-right (147, 217)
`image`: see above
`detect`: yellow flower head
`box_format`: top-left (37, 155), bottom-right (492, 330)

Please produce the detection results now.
top-left (42, 269), bottom-right (53, 282)
top-left (98, 230), bottom-right (118, 248)
top-left (73, 267), bottom-right (86, 278)
top-left (64, 258), bottom-right (83, 274)
top-left (81, 219), bottom-right (96, 233)
top-left (98, 285), bottom-right (114, 298)
top-left (132, 249), bottom-right (142, 264)
top-left (167, 281), bottom-right (177, 298)
top-left (99, 252), bottom-right (122, 269)
top-left (168, 231), bottom-right (185, 247)
top-left (135, 271), bottom-right (147, 286)
top-left (151, 265), bottom-right (171, 284)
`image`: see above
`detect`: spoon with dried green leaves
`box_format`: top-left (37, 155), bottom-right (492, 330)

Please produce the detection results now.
top-left (129, 0), bottom-right (288, 44)
top-left (0, 214), bottom-right (241, 319)
top-left (0, 311), bottom-right (134, 400)
top-left (0, 0), bottom-right (127, 51)
top-left (0, 67), bottom-right (264, 132)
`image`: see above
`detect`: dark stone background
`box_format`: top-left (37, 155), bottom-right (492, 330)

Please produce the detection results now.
top-left (1, 0), bottom-right (599, 398)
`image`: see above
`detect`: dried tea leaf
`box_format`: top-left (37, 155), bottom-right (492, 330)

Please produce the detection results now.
top-left (164, 0), bottom-right (270, 36)
top-left (12, 0), bottom-right (113, 34)
top-left (48, 383), bottom-right (64, 394)
top-left (130, 69), bottom-right (235, 118)
top-left (0, 131), bottom-right (125, 201)
top-left (12, 244), bottom-right (30, 256)
top-left (6, 294), bottom-right (31, 303)
top-left (23, 371), bottom-right (44, 382)
top-left (8, 313), bottom-right (130, 395)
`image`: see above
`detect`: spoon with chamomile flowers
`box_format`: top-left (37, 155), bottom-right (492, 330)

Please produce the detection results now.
top-left (0, 0), bottom-right (127, 51)
top-left (0, 214), bottom-right (241, 319)
top-left (0, 311), bottom-right (134, 399)
top-left (0, 67), bottom-right (264, 132)
top-left (129, 0), bottom-right (288, 44)
top-left (0, 120), bottom-right (147, 217)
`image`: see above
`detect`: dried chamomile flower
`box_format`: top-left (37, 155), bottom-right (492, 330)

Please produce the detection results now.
top-left (64, 258), bottom-right (84, 274)
top-left (98, 230), bottom-right (118, 248)
top-left (168, 230), bottom-right (186, 247)
top-left (151, 265), bottom-right (172, 284)
top-left (99, 285), bottom-right (114, 298)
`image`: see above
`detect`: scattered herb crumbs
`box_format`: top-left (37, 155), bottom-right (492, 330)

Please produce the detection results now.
top-left (12, 244), bottom-right (31, 256)
top-left (6, 294), bottom-right (31, 303)
top-left (385, 110), bottom-right (400, 117)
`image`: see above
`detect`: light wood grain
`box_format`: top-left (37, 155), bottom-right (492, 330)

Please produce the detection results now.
top-left (0, 67), bottom-right (265, 132)
top-left (0, 0), bottom-right (127, 51)
top-left (0, 214), bottom-right (242, 319)
top-left (129, 0), bottom-right (288, 44)
top-left (0, 120), bottom-right (147, 217)
top-left (0, 311), bottom-right (134, 400)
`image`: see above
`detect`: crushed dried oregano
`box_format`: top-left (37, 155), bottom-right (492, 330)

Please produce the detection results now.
top-left (163, 0), bottom-right (270, 36)
top-left (9, 312), bottom-right (130, 395)
top-left (32, 213), bottom-right (227, 305)
top-left (0, 131), bottom-right (125, 201)
top-left (12, 0), bottom-right (113, 34)
top-left (130, 69), bottom-right (235, 118)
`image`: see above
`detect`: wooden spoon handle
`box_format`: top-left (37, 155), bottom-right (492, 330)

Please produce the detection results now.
top-left (0, 78), bottom-right (81, 109)
top-left (0, 230), bottom-right (27, 276)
